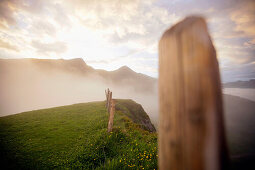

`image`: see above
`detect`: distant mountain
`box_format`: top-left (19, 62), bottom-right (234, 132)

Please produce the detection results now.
top-left (223, 79), bottom-right (255, 89)
top-left (96, 65), bottom-right (156, 93)
top-left (0, 58), bottom-right (157, 116)
top-left (0, 58), bottom-right (156, 93)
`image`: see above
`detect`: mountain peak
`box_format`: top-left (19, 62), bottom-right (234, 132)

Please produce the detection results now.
top-left (117, 65), bottom-right (133, 72)
top-left (67, 58), bottom-right (87, 65)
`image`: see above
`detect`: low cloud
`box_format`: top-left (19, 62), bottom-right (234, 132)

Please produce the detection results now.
top-left (0, 0), bottom-right (254, 81)
top-left (0, 39), bottom-right (19, 52)
top-left (74, 0), bottom-right (179, 50)
top-left (30, 20), bottom-right (57, 37)
top-left (0, 0), bottom-right (18, 28)
top-left (230, 0), bottom-right (255, 37)
top-left (31, 41), bottom-right (67, 56)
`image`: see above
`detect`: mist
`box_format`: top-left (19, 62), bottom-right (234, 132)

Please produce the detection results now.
top-left (223, 88), bottom-right (255, 102)
top-left (0, 59), bottom-right (158, 122)
top-left (1, 58), bottom-right (255, 165)
top-left (0, 66), bottom-right (101, 116)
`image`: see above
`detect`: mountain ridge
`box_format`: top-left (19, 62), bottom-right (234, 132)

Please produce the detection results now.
top-left (0, 58), bottom-right (157, 116)
top-left (0, 58), bottom-right (155, 78)
top-left (223, 79), bottom-right (255, 89)
top-left (2, 58), bottom-right (254, 89)
top-left (0, 58), bottom-right (157, 92)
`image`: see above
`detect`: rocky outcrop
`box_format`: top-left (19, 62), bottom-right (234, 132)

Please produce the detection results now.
top-left (115, 99), bottom-right (156, 132)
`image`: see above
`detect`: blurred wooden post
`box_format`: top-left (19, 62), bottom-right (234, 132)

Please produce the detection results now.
top-left (158, 16), bottom-right (228, 170)
top-left (107, 99), bottom-right (115, 132)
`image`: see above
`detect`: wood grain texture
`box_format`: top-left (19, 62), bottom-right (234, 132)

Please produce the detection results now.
top-left (107, 91), bottom-right (112, 113)
top-left (158, 16), bottom-right (228, 170)
top-left (108, 99), bottom-right (115, 132)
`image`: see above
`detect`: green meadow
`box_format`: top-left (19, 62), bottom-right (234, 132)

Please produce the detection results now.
top-left (0, 100), bottom-right (157, 169)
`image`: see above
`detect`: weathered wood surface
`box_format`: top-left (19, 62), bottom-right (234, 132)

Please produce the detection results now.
top-left (158, 16), bottom-right (228, 170)
top-left (105, 88), bottom-right (112, 114)
top-left (107, 91), bottom-right (112, 113)
top-left (105, 88), bottom-right (110, 108)
top-left (107, 99), bottom-right (115, 132)
top-left (105, 89), bottom-right (108, 108)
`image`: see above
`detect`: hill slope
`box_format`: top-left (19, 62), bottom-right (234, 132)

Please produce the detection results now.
top-left (115, 99), bottom-right (156, 132)
top-left (0, 100), bottom-right (157, 169)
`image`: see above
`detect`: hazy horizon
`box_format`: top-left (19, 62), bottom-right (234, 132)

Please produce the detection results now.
top-left (0, 58), bottom-right (254, 118)
top-left (1, 1), bottom-right (255, 169)
top-left (0, 0), bottom-right (255, 82)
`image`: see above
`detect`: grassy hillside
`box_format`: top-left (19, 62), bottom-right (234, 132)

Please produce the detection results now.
top-left (115, 99), bottom-right (156, 132)
top-left (0, 100), bottom-right (157, 169)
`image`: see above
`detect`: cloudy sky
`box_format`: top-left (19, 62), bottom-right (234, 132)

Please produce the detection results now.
top-left (0, 0), bottom-right (254, 82)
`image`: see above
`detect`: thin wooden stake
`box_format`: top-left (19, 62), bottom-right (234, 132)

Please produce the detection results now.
top-left (105, 89), bottom-right (108, 108)
top-left (107, 99), bottom-right (115, 132)
top-left (105, 89), bottom-right (110, 108)
top-left (158, 16), bottom-right (228, 170)
top-left (107, 91), bottom-right (112, 113)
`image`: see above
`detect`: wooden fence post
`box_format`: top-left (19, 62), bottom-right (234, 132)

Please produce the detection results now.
top-left (107, 99), bottom-right (115, 132)
top-left (107, 91), bottom-right (112, 113)
top-left (105, 88), bottom-right (110, 108)
top-left (105, 89), bottom-right (108, 108)
top-left (158, 16), bottom-right (228, 170)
